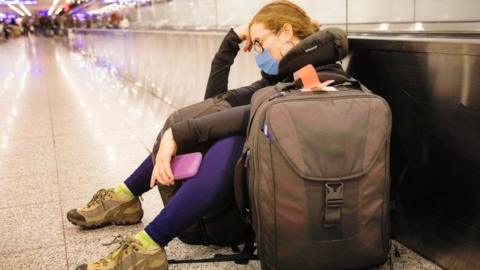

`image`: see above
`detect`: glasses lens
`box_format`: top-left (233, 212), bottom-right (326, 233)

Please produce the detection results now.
top-left (254, 41), bottom-right (263, 54)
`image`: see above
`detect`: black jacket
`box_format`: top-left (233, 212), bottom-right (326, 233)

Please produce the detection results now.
top-left (204, 29), bottom-right (272, 105)
top-left (172, 27), bottom-right (349, 152)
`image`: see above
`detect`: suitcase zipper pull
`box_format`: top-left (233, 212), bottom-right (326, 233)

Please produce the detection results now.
top-left (261, 121), bottom-right (273, 140)
top-left (267, 91), bottom-right (286, 101)
top-left (244, 150), bottom-right (251, 168)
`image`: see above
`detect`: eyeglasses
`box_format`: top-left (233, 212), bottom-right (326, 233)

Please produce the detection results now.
top-left (253, 39), bottom-right (266, 54)
top-left (253, 32), bottom-right (277, 54)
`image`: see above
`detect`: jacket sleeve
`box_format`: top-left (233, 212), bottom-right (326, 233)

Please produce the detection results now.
top-left (204, 28), bottom-right (271, 104)
top-left (171, 105), bottom-right (251, 152)
top-left (204, 28), bottom-right (243, 99)
top-left (221, 79), bottom-right (270, 107)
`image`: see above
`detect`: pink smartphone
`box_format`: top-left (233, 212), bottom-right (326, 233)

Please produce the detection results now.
top-left (171, 152), bottom-right (203, 180)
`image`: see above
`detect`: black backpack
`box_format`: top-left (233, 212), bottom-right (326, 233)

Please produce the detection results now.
top-left (151, 96), bottom-right (258, 265)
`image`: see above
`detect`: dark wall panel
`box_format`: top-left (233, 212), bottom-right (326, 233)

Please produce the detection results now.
top-left (347, 37), bottom-right (480, 270)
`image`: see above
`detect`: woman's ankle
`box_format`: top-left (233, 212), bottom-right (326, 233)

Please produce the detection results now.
top-left (135, 230), bottom-right (161, 250)
top-left (114, 183), bottom-right (136, 202)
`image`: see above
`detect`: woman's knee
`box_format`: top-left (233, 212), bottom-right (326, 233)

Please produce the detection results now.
top-left (204, 135), bottom-right (245, 163)
top-left (163, 111), bottom-right (181, 130)
top-left (212, 135), bottom-right (245, 150)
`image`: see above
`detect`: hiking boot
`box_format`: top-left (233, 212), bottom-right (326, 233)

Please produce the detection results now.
top-left (75, 234), bottom-right (168, 270)
top-left (67, 188), bottom-right (143, 229)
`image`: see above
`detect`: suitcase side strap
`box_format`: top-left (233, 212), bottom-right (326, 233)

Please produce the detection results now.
top-left (168, 240), bottom-right (258, 265)
top-left (233, 149), bottom-right (251, 223)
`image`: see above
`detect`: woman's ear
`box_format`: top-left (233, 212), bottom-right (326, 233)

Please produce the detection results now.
top-left (279, 23), bottom-right (294, 42)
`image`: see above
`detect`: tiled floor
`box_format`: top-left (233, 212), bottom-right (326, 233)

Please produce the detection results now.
top-left (0, 36), bottom-right (442, 269)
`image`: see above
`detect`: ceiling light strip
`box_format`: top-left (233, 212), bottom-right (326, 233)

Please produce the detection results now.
top-left (48, 0), bottom-right (61, 16)
top-left (7, 4), bottom-right (25, 16)
top-left (18, 4), bottom-right (32, 16)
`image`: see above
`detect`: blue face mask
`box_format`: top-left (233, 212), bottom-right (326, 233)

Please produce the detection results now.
top-left (255, 48), bottom-right (279, 75)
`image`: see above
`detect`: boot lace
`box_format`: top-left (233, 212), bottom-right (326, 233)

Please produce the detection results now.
top-left (95, 234), bottom-right (139, 267)
top-left (86, 188), bottom-right (114, 208)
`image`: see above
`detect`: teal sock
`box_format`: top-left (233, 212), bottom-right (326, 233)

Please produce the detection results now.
top-left (135, 230), bottom-right (161, 250)
top-left (114, 183), bottom-right (135, 202)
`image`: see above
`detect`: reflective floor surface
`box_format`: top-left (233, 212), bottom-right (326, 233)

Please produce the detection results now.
top-left (0, 36), bottom-right (442, 269)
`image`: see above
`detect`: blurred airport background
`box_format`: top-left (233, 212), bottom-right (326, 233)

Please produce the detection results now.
top-left (0, 1), bottom-right (479, 269)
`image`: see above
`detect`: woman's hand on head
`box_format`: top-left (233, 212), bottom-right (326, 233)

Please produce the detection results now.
top-left (234, 23), bottom-right (253, 52)
top-left (150, 128), bottom-right (177, 187)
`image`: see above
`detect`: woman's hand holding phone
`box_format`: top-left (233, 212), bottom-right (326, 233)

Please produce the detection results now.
top-left (150, 128), bottom-right (177, 188)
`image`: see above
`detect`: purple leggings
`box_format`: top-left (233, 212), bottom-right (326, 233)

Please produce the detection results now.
top-left (124, 135), bottom-right (245, 246)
